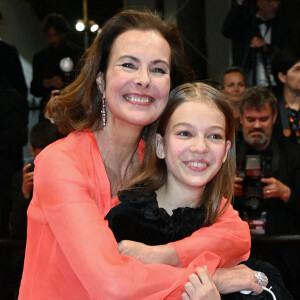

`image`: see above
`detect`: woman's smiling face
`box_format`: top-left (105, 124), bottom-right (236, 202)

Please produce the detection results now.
top-left (99, 29), bottom-right (171, 129)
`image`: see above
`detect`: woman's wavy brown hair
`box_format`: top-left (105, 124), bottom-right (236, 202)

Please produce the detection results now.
top-left (46, 9), bottom-right (194, 134)
top-left (121, 82), bottom-right (236, 226)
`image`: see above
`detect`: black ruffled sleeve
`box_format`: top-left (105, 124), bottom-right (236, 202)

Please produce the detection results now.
top-left (106, 188), bottom-right (207, 246)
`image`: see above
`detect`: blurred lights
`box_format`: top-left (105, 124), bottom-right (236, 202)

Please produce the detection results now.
top-left (75, 19), bottom-right (99, 33)
top-left (90, 24), bottom-right (99, 32)
top-left (75, 20), bottom-right (85, 32)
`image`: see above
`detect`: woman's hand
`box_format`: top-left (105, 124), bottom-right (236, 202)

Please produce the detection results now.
top-left (118, 240), bottom-right (182, 266)
top-left (182, 266), bottom-right (221, 300)
top-left (212, 264), bottom-right (267, 295)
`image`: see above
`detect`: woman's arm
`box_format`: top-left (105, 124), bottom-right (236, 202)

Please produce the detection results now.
top-left (33, 146), bottom-right (204, 299)
top-left (170, 200), bottom-right (251, 268)
top-left (212, 264), bottom-right (264, 295)
top-left (181, 265), bottom-right (264, 299)
top-left (119, 199), bottom-right (250, 271)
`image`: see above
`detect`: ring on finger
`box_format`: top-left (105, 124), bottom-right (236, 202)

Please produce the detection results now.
top-left (254, 271), bottom-right (268, 286)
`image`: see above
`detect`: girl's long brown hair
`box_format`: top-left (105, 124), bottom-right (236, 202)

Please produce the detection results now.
top-left (121, 82), bottom-right (236, 226)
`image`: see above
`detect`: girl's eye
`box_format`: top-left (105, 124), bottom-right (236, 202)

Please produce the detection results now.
top-left (178, 131), bottom-right (191, 137)
top-left (208, 134), bottom-right (223, 140)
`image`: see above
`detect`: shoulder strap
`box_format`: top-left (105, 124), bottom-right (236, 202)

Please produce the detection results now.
top-left (236, 140), bottom-right (247, 170)
top-left (279, 97), bottom-right (291, 137)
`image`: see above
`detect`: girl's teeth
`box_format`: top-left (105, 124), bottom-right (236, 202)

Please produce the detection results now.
top-left (188, 162), bottom-right (207, 168)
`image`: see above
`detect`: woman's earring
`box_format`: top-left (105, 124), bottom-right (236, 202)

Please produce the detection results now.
top-left (101, 96), bottom-right (106, 129)
top-left (156, 135), bottom-right (165, 159)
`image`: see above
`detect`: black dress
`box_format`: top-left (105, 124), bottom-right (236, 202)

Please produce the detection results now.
top-left (106, 188), bottom-right (293, 300)
top-left (105, 188), bottom-right (207, 245)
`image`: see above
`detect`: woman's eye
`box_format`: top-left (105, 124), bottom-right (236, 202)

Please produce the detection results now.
top-left (152, 67), bottom-right (167, 74)
top-left (121, 63), bottom-right (136, 69)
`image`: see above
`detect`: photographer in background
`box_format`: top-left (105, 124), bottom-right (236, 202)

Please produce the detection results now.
top-left (8, 121), bottom-right (63, 298)
top-left (222, 0), bottom-right (289, 90)
top-left (30, 13), bottom-right (82, 121)
top-left (0, 10), bottom-right (28, 238)
top-left (234, 86), bottom-right (300, 298)
top-left (10, 122), bottom-right (64, 240)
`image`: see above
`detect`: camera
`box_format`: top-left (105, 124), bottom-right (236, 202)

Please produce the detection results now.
top-left (237, 153), bottom-right (273, 220)
top-left (26, 162), bottom-right (34, 173)
top-left (239, 155), bottom-right (264, 220)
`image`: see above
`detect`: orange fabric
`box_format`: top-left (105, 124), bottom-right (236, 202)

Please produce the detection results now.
top-left (170, 199), bottom-right (251, 268)
top-left (19, 130), bottom-right (250, 300)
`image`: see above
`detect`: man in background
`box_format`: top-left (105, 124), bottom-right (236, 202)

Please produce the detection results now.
top-left (9, 121), bottom-right (63, 299)
top-left (0, 10), bottom-right (28, 299)
top-left (222, 0), bottom-right (289, 89)
top-left (0, 10), bottom-right (28, 237)
top-left (30, 13), bottom-right (82, 121)
top-left (234, 86), bottom-right (300, 298)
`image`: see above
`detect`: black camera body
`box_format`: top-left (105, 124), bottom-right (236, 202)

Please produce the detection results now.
top-left (26, 162), bottom-right (34, 173)
top-left (237, 153), bottom-right (274, 220)
top-left (238, 155), bottom-right (264, 219)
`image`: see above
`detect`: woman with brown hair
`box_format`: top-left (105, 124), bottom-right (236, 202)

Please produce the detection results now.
top-left (19, 10), bottom-right (251, 299)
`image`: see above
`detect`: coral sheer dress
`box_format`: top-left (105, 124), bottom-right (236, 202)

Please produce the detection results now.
top-left (19, 130), bottom-right (250, 300)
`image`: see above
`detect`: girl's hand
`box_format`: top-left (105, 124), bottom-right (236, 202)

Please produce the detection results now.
top-left (182, 266), bottom-right (220, 300)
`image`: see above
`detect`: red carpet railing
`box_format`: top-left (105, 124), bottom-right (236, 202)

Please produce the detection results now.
top-left (251, 234), bottom-right (300, 244)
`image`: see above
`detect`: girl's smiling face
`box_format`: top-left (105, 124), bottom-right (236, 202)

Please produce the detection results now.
top-left (98, 29), bottom-right (171, 129)
top-left (156, 100), bottom-right (231, 192)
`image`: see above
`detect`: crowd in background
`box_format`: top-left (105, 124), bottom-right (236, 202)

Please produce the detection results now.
top-left (0, 0), bottom-right (299, 299)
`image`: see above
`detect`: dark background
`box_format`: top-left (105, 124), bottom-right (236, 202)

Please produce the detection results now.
top-left (24, 0), bottom-right (300, 81)
top-left (24, 0), bottom-right (209, 79)
top-left (25, 0), bottom-right (300, 79)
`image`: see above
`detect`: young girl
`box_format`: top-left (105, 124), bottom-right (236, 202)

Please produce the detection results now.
top-left (106, 82), bottom-right (234, 245)
top-left (106, 82), bottom-right (291, 300)
top-left (106, 82), bottom-right (235, 299)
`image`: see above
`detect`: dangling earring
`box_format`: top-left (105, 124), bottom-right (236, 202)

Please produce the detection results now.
top-left (101, 96), bottom-right (106, 130)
